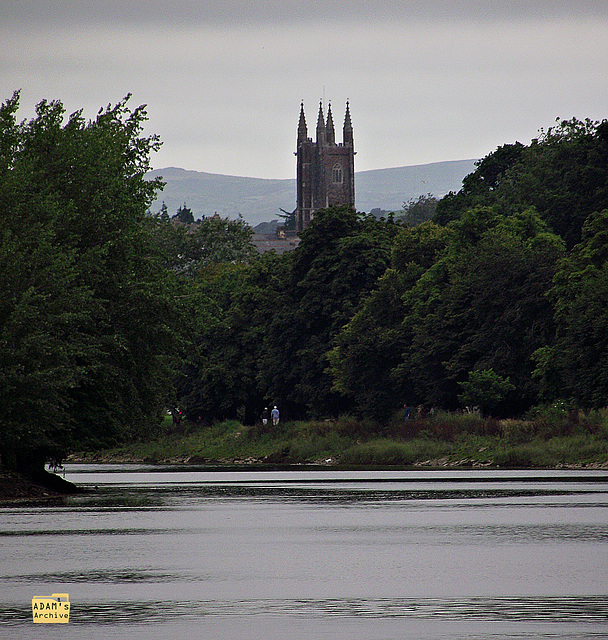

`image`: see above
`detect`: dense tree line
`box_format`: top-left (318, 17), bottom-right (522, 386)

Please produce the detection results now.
top-left (175, 117), bottom-right (608, 424)
top-left (2, 94), bottom-right (608, 475)
top-left (330, 208), bottom-right (564, 419)
top-left (174, 207), bottom-right (400, 423)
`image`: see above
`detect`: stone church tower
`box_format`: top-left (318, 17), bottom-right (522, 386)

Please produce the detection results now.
top-left (296, 101), bottom-right (355, 232)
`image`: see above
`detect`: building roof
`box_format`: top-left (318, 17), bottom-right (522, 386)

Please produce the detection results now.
top-left (252, 233), bottom-right (300, 254)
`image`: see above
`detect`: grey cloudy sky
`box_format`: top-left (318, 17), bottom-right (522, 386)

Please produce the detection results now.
top-left (3, 1), bottom-right (608, 178)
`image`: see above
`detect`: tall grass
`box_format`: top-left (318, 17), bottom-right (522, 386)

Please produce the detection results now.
top-left (75, 410), bottom-right (608, 468)
top-left (340, 438), bottom-right (450, 466)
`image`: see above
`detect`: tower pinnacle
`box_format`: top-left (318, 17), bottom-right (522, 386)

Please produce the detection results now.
top-left (326, 102), bottom-right (335, 145)
top-left (316, 100), bottom-right (326, 144)
top-left (297, 101), bottom-right (308, 144)
top-left (343, 100), bottom-right (353, 147)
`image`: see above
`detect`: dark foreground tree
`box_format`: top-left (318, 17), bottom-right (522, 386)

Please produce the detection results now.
top-left (328, 221), bottom-right (453, 420)
top-left (176, 253), bottom-right (282, 424)
top-left (0, 92), bottom-right (185, 474)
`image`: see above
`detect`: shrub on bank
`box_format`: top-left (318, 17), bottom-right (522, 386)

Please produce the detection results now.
top-left (500, 420), bottom-right (535, 445)
top-left (334, 415), bottom-right (384, 438)
top-left (525, 404), bottom-right (608, 438)
top-left (263, 427), bottom-right (352, 463)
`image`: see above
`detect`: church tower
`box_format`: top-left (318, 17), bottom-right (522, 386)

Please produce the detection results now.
top-left (296, 101), bottom-right (355, 232)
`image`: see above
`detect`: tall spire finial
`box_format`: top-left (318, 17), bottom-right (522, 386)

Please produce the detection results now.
top-left (297, 101), bottom-right (308, 144)
top-left (343, 100), bottom-right (353, 147)
top-left (326, 101), bottom-right (335, 145)
top-left (316, 100), bottom-right (326, 144)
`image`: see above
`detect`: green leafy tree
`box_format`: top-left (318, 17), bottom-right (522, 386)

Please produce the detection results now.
top-left (0, 91), bottom-right (185, 471)
top-left (435, 143), bottom-right (525, 226)
top-left (435, 119), bottom-right (608, 248)
top-left (533, 209), bottom-right (608, 408)
top-left (403, 207), bottom-right (564, 413)
top-left (0, 205), bottom-right (96, 470)
top-left (177, 263), bottom-right (255, 422)
top-left (457, 369), bottom-right (515, 416)
top-left (399, 194), bottom-right (439, 226)
top-left (329, 221), bottom-right (453, 420)
top-left (327, 268), bottom-right (412, 420)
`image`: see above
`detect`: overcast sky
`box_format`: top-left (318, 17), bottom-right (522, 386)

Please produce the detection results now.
top-left (3, 1), bottom-right (608, 179)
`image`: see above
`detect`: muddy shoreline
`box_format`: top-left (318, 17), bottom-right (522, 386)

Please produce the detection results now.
top-left (0, 470), bottom-right (82, 505)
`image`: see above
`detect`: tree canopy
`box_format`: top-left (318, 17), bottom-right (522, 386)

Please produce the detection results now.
top-left (435, 118), bottom-right (608, 248)
top-left (533, 209), bottom-right (608, 408)
top-left (329, 208), bottom-right (564, 418)
top-left (175, 206), bottom-right (401, 422)
top-left (0, 92), bottom-right (186, 471)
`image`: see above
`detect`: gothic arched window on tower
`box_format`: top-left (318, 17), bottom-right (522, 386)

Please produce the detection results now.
top-left (332, 163), bottom-right (343, 184)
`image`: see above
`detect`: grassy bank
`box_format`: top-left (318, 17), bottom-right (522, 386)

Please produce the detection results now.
top-left (71, 410), bottom-right (608, 469)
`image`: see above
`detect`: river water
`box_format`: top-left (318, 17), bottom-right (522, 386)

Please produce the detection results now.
top-left (1, 464), bottom-right (607, 639)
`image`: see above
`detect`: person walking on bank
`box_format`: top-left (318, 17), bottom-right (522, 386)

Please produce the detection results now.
top-left (271, 406), bottom-right (280, 426)
top-left (261, 407), bottom-right (269, 426)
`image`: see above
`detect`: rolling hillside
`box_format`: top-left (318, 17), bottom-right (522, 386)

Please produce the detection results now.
top-left (147, 159), bottom-right (476, 226)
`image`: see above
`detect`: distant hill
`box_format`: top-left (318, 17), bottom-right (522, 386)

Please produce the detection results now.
top-left (147, 159), bottom-right (477, 226)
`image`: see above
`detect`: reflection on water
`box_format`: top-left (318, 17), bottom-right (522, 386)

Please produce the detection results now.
top-left (1, 465), bottom-right (607, 640)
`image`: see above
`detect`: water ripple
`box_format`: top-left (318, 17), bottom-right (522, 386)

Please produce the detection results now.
top-left (5, 569), bottom-right (202, 584)
top-left (2, 595), bottom-right (607, 626)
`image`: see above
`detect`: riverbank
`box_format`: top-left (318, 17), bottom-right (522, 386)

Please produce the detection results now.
top-left (0, 466), bottom-right (85, 504)
top-left (67, 414), bottom-right (608, 470)
top-left (4, 415), bottom-right (607, 501)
